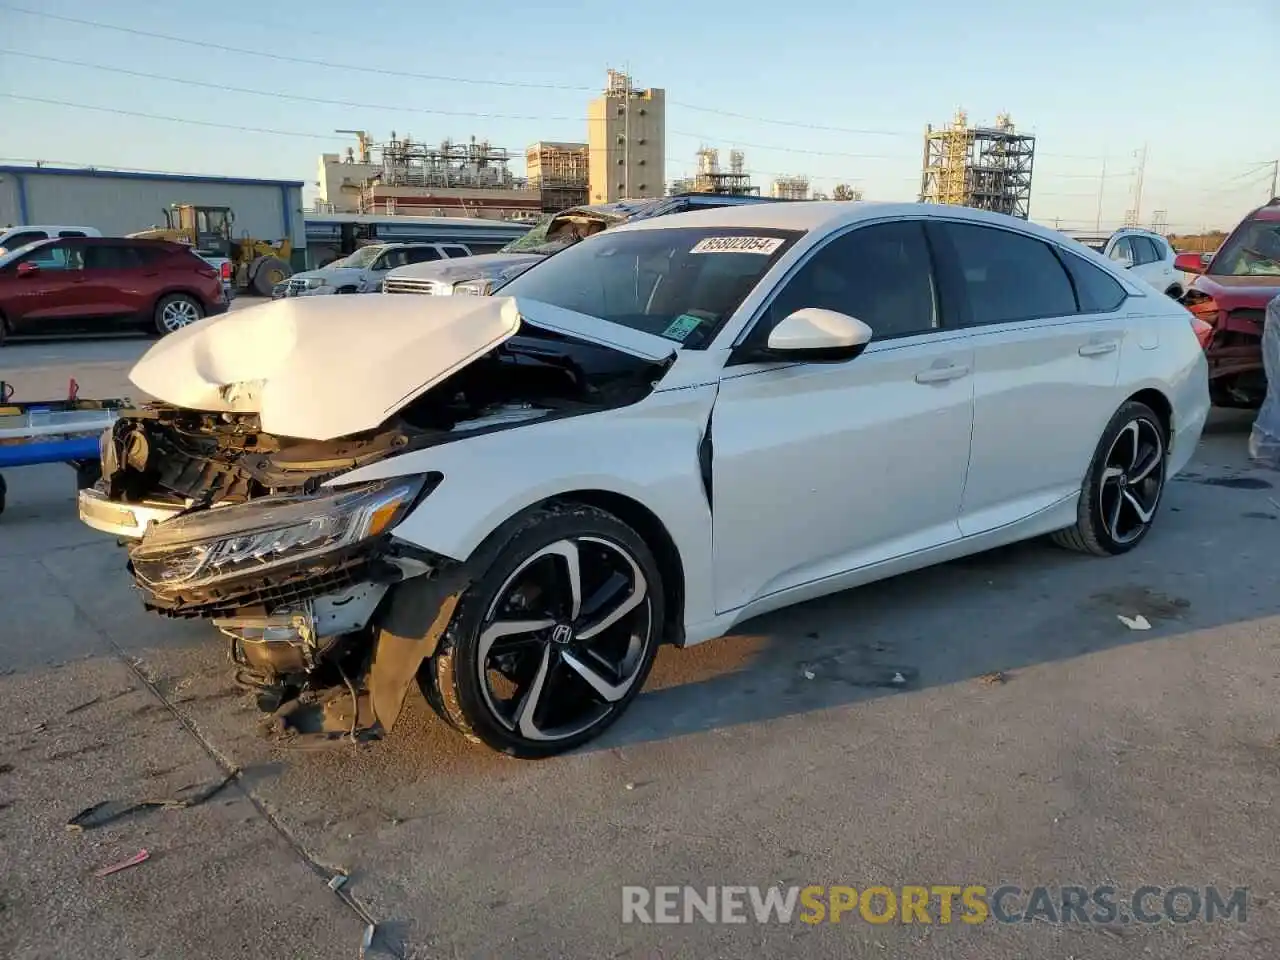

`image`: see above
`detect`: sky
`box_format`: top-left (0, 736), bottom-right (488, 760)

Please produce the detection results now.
top-left (1, 0), bottom-right (1277, 233)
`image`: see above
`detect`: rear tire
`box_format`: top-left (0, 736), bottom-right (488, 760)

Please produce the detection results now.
top-left (153, 293), bottom-right (203, 335)
top-left (419, 503), bottom-right (664, 759)
top-left (1051, 400), bottom-right (1168, 556)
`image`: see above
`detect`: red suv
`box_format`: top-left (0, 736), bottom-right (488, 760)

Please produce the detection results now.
top-left (1176, 198), bottom-right (1280, 407)
top-left (0, 236), bottom-right (228, 346)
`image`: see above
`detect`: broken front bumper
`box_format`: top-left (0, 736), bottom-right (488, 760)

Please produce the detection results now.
top-left (78, 485), bottom-right (184, 538)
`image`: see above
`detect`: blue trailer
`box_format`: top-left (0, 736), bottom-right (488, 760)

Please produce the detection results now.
top-left (0, 380), bottom-right (126, 516)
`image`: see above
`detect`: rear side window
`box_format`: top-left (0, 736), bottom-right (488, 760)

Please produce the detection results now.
top-left (442, 245), bottom-right (471, 258)
top-left (406, 247), bottom-right (443, 264)
top-left (1060, 252), bottom-right (1128, 313)
top-left (935, 222), bottom-right (1078, 325)
top-left (82, 245), bottom-right (143, 270)
top-left (58, 230), bottom-right (87, 238)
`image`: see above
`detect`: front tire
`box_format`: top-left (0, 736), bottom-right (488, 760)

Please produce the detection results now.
top-left (421, 503), bottom-right (664, 759)
top-left (1051, 400), bottom-right (1168, 556)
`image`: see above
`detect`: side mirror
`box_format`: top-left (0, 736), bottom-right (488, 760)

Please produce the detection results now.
top-left (733, 308), bottom-right (874, 365)
top-left (1174, 252), bottom-right (1206, 275)
top-left (15, 261), bottom-right (39, 278)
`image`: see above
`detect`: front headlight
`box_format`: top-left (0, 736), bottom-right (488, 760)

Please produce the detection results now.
top-left (130, 477), bottom-right (430, 589)
top-left (453, 278), bottom-right (494, 296)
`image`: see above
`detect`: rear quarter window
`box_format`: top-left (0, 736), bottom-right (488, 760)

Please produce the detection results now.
top-left (1060, 251), bottom-right (1128, 313)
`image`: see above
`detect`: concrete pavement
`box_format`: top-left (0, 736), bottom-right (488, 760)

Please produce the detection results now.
top-left (1, 331), bottom-right (1278, 958)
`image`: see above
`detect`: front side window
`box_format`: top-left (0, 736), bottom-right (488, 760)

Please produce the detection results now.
top-left (757, 220), bottom-right (939, 341)
top-left (1209, 217), bottom-right (1280, 277)
top-left (405, 247), bottom-right (442, 264)
top-left (21, 241), bottom-right (82, 271)
top-left (497, 226), bottom-right (802, 348)
top-left (935, 222), bottom-right (1078, 326)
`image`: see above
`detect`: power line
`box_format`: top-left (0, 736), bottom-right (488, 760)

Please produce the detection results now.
top-left (0, 5), bottom-right (593, 91)
top-left (0, 3), bottom-right (1107, 161)
top-left (0, 50), bottom-right (582, 122)
top-left (1, 94), bottom-right (346, 140)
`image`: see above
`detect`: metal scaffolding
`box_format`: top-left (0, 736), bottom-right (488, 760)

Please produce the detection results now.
top-left (674, 147), bottom-right (759, 196)
top-left (375, 132), bottom-right (525, 190)
top-left (919, 110), bottom-right (1036, 219)
top-left (771, 175), bottom-right (810, 200)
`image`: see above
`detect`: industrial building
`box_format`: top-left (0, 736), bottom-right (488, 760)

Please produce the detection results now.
top-left (918, 110), bottom-right (1036, 219)
top-left (587, 70), bottom-right (666, 204)
top-left (770, 175), bottom-right (810, 200)
top-left (0, 164), bottom-right (306, 264)
top-left (526, 142), bottom-right (589, 212)
top-left (316, 132), bottom-right (541, 219)
top-left (670, 148), bottom-right (759, 197)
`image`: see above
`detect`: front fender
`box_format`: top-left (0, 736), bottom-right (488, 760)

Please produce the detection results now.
top-left (329, 385), bottom-right (720, 628)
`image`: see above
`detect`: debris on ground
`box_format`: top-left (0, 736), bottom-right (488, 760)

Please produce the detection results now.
top-left (328, 873), bottom-right (349, 892)
top-left (1117, 614), bottom-right (1152, 631)
top-left (95, 849), bottom-right (149, 877)
top-left (66, 770), bottom-right (238, 831)
top-left (359, 923), bottom-right (375, 959)
top-left (0, 763), bottom-right (13, 775)
top-left (978, 671), bottom-right (1009, 685)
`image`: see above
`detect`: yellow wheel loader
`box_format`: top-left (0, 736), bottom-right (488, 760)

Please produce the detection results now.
top-left (129, 204), bottom-right (293, 297)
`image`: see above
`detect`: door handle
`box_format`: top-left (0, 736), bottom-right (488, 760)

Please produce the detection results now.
top-left (914, 364), bottom-right (970, 384)
top-left (1078, 341), bottom-right (1118, 357)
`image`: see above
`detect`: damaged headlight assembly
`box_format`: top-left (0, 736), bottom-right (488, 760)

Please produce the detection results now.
top-left (130, 475), bottom-right (434, 590)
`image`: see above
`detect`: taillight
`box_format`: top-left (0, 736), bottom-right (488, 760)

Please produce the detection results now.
top-left (220, 262), bottom-right (232, 280)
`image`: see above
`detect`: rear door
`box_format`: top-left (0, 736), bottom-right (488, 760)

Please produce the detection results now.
top-left (926, 220), bottom-right (1126, 535)
top-left (78, 242), bottom-right (152, 326)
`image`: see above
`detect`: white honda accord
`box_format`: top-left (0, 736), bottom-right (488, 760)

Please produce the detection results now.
top-left (78, 201), bottom-right (1211, 758)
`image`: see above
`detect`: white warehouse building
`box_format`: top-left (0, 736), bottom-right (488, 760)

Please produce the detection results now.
top-left (0, 165), bottom-right (307, 269)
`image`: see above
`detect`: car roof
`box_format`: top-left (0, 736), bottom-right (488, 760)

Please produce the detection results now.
top-left (611, 199), bottom-right (1078, 244)
top-left (1248, 198), bottom-right (1280, 222)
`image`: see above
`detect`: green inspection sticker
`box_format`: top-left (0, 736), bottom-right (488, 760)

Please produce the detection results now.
top-left (663, 313), bottom-right (704, 341)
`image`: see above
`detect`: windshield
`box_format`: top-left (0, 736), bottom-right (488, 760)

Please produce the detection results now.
top-left (1210, 218), bottom-right (1280, 277)
top-left (334, 245), bottom-right (388, 269)
top-left (0, 239), bottom-right (50, 268)
top-left (497, 226), bottom-right (802, 348)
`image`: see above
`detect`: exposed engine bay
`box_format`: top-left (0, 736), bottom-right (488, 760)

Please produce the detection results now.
top-left (87, 327), bottom-right (672, 739)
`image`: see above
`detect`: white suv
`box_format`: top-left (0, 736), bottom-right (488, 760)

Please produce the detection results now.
top-left (275, 242), bottom-right (472, 298)
top-left (1064, 228), bottom-right (1183, 298)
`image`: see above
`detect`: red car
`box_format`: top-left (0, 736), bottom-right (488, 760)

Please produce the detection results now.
top-left (0, 235), bottom-right (228, 346)
top-left (1176, 197), bottom-right (1280, 407)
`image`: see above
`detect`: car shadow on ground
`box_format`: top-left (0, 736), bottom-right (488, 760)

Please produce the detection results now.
top-left (584, 412), bottom-right (1279, 754)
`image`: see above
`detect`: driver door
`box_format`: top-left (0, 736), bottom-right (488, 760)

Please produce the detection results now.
top-left (709, 220), bottom-right (976, 614)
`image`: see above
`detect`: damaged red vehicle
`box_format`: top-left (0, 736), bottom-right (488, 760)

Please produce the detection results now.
top-left (1176, 198), bottom-right (1280, 407)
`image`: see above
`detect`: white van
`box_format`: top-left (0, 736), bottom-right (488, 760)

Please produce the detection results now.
top-left (0, 224), bottom-right (103, 257)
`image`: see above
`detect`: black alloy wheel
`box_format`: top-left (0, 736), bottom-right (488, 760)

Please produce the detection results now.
top-left (1052, 400), bottom-right (1168, 556)
top-left (422, 504), bottom-right (664, 758)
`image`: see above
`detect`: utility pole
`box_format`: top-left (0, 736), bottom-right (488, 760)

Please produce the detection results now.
top-left (1271, 158), bottom-right (1278, 200)
top-left (1095, 154), bottom-right (1107, 231)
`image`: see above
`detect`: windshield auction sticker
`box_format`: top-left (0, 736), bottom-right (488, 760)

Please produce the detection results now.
top-left (690, 236), bottom-right (784, 255)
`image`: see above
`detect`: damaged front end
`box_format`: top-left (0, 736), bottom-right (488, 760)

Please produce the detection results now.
top-left (79, 297), bottom-right (674, 740)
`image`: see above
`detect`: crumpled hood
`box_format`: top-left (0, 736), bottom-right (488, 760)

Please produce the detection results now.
top-left (386, 252), bottom-right (545, 284)
top-left (1190, 273), bottom-right (1280, 309)
top-left (128, 294), bottom-right (676, 442)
